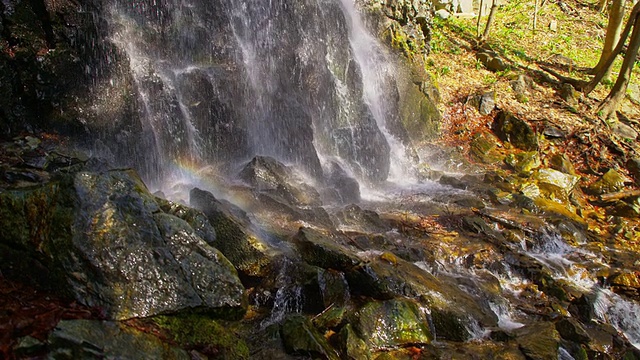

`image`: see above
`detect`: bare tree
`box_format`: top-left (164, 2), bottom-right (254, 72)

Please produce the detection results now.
top-left (590, 0), bottom-right (627, 80)
top-left (477, 0), bottom-right (485, 37)
top-left (598, 9), bottom-right (640, 119)
top-left (479, 0), bottom-right (499, 43)
top-left (581, 0), bottom-right (640, 94)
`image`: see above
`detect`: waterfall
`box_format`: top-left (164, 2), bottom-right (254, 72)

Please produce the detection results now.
top-left (104, 0), bottom-right (415, 190)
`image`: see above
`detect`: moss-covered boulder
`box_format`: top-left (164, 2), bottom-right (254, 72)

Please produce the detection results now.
top-left (154, 314), bottom-right (249, 359)
top-left (353, 299), bottom-right (432, 349)
top-left (0, 169), bottom-right (246, 320)
top-left (47, 319), bottom-right (190, 359)
top-left (190, 187), bottom-right (276, 278)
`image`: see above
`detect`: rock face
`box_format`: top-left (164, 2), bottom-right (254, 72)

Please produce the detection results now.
top-left (0, 169), bottom-right (246, 320)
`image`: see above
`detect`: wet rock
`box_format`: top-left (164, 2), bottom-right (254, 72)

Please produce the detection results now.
top-left (293, 227), bottom-right (361, 271)
top-left (0, 170), bottom-right (246, 320)
top-left (556, 318), bottom-right (590, 344)
top-left (158, 199), bottom-right (217, 245)
top-left (493, 111), bottom-right (539, 151)
top-left (613, 197), bottom-right (640, 218)
top-left (550, 153), bottom-right (576, 175)
top-left (439, 174), bottom-right (467, 189)
top-left (190, 188), bottom-right (276, 278)
top-left (333, 204), bottom-right (389, 233)
top-left (13, 336), bottom-right (46, 358)
top-left (470, 132), bottom-right (503, 164)
top-left (607, 272), bottom-right (640, 298)
top-left (313, 305), bottom-right (347, 330)
top-left (239, 156), bottom-right (322, 207)
top-left (318, 269), bottom-right (351, 307)
top-left (353, 299), bottom-right (432, 349)
top-left (325, 162), bottom-right (361, 204)
top-left (333, 123), bottom-right (391, 183)
top-left (587, 169), bottom-right (627, 195)
top-left (338, 324), bottom-right (372, 360)
top-left (48, 320), bottom-right (190, 359)
top-left (505, 151), bottom-right (541, 174)
top-left (153, 314), bottom-right (249, 360)
top-left (514, 322), bottom-right (560, 360)
top-left (346, 255), bottom-right (498, 335)
top-left (534, 168), bottom-right (580, 199)
top-left (431, 309), bottom-right (471, 341)
top-left (280, 315), bottom-right (340, 360)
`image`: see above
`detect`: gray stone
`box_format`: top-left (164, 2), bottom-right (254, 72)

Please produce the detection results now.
top-left (0, 170), bottom-right (246, 321)
top-left (479, 91), bottom-right (496, 115)
top-left (612, 121), bottom-right (638, 140)
top-left (435, 8), bottom-right (451, 19)
top-left (48, 320), bottom-right (190, 359)
top-left (190, 188), bottom-right (276, 278)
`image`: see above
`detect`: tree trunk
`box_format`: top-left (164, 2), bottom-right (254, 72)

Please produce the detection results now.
top-left (590, 0), bottom-right (626, 79)
top-left (534, 0), bottom-right (540, 30)
top-left (480, 0), bottom-right (498, 42)
top-left (477, 0), bottom-right (485, 38)
top-left (598, 12), bottom-right (640, 119)
top-left (581, 0), bottom-right (640, 94)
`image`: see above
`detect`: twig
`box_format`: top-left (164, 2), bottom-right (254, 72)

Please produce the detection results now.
top-left (600, 189), bottom-right (640, 201)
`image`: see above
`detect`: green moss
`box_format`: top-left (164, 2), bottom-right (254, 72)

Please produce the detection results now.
top-left (153, 314), bottom-right (249, 360)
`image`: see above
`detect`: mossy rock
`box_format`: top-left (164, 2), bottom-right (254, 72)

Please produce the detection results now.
top-left (587, 169), bottom-right (627, 195)
top-left (493, 111), bottom-right (538, 151)
top-left (338, 324), bottom-right (372, 360)
top-left (154, 314), bottom-right (249, 359)
top-left (514, 322), bottom-right (560, 360)
top-left (280, 314), bottom-right (341, 359)
top-left (470, 132), bottom-right (503, 164)
top-left (293, 227), bottom-right (361, 271)
top-left (190, 187), bottom-right (275, 277)
top-left (506, 151), bottom-right (541, 174)
top-left (48, 319), bottom-right (190, 359)
top-left (430, 309), bottom-right (471, 342)
top-left (353, 299), bottom-right (432, 349)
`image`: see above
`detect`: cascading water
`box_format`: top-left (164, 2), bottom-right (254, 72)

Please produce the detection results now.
top-left (105, 0), bottom-right (416, 191)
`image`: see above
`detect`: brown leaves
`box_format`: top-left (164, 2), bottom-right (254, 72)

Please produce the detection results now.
top-left (0, 275), bottom-right (96, 359)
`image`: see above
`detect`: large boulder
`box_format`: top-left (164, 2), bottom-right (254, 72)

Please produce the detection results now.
top-left (238, 156), bottom-right (322, 207)
top-left (47, 320), bottom-right (190, 359)
top-left (189, 187), bottom-right (277, 278)
top-left (0, 169), bottom-right (246, 320)
top-left (353, 299), bottom-right (432, 349)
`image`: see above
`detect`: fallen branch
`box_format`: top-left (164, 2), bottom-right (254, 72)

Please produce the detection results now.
top-left (600, 189), bottom-right (640, 201)
top-left (539, 65), bottom-right (590, 89)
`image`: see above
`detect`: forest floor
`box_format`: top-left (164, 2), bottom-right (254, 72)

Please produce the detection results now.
top-left (421, 0), bottom-right (640, 238)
